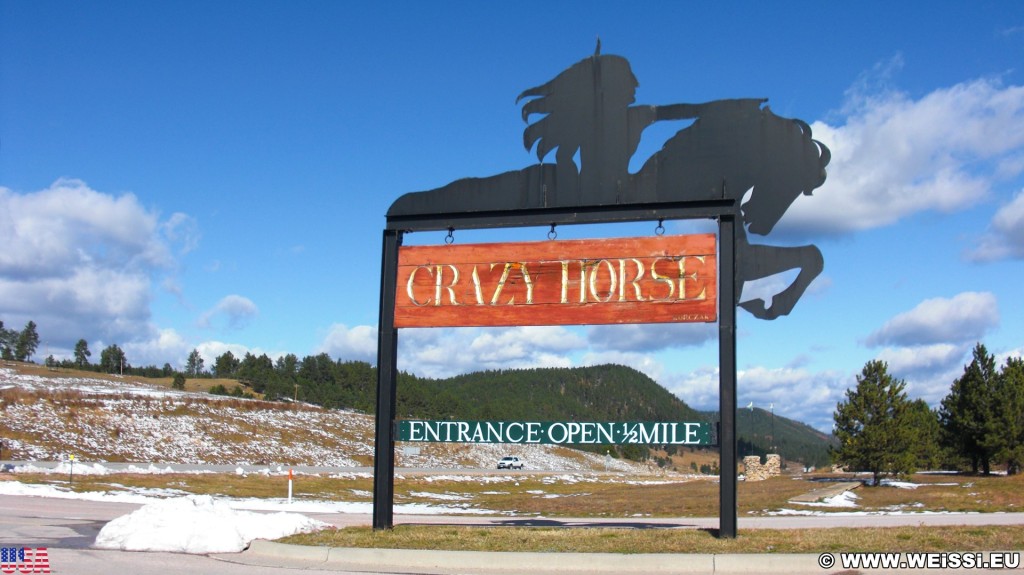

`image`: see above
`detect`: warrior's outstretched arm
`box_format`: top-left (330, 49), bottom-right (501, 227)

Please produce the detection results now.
top-left (652, 99), bottom-right (768, 122)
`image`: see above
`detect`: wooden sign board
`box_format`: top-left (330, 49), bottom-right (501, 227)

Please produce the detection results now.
top-left (395, 234), bottom-right (717, 328)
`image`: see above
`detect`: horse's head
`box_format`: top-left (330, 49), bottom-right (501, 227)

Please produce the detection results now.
top-left (740, 107), bottom-right (830, 236)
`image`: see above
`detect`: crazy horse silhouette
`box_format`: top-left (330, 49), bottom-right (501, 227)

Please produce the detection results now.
top-left (388, 49), bottom-right (830, 320)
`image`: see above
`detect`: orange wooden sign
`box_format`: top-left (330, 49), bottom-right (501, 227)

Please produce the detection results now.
top-left (395, 234), bottom-right (717, 328)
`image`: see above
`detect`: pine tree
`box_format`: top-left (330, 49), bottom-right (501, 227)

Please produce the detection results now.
top-left (73, 339), bottom-right (92, 368)
top-left (99, 344), bottom-right (128, 374)
top-left (15, 321), bottom-right (40, 362)
top-left (832, 360), bottom-right (915, 486)
top-left (0, 320), bottom-right (14, 359)
top-left (185, 349), bottom-right (205, 377)
top-left (172, 372), bottom-right (187, 390)
top-left (905, 399), bottom-right (942, 470)
top-left (994, 356), bottom-right (1024, 475)
top-left (213, 351), bottom-right (239, 378)
top-left (940, 343), bottom-right (999, 474)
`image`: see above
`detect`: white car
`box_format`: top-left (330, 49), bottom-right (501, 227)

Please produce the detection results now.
top-left (497, 456), bottom-right (523, 470)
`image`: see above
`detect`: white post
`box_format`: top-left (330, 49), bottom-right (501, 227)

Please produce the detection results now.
top-left (288, 468), bottom-right (293, 504)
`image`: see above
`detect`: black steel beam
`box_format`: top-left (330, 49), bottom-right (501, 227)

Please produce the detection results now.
top-left (385, 199), bottom-right (737, 233)
top-left (718, 214), bottom-right (738, 538)
top-left (372, 229), bottom-right (401, 530)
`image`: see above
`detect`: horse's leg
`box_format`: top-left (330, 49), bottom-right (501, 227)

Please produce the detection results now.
top-left (736, 235), bottom-right (823, 320)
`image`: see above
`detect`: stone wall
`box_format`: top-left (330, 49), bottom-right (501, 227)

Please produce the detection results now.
top-left (742, 453), bottom-right (781, 481)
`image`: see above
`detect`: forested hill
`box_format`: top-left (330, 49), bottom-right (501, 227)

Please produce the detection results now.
top-left (397, 364), bottom-right (704, 423)
top-left (209, 353), bottom-right (832, 465)
top-left (703, 406), bottom-right (837, 468)
top-left (240, 356), bottom-right (701, 425)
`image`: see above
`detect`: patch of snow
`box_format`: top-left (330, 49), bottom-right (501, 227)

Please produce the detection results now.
top-left (791, 490), bottom-right (859, 508)
top-left (881, 479), bottom-right (961, 489)
top-left (408, 491), bottom-right (469, 501)
top-left (767, 507), bottom-right (979, 517)
top-left (93, 494), bottom-right (327, 553)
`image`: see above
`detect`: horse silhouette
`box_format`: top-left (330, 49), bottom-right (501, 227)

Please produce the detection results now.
top-left (388, 50), bottom-right (830, 320)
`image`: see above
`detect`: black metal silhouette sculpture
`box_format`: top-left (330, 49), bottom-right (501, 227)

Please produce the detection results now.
top-left (388, 47), bottom-right (830, 319)
top-left (376, 47), bottom-right (834, 538)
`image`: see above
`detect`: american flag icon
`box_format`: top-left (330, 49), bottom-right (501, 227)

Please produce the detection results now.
top-left (0, 547), bottom-right (50, 574)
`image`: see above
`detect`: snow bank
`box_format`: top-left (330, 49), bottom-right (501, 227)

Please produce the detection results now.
top-left (93, 494), bottom-right (328, 554)
top-left (791, 490), bottom-right (859, 508)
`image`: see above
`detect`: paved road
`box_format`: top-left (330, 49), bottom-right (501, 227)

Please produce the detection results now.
top-left (0, 495), bottom-right (398, 575)
top-left (3, 494), bottom-right (1023, 574)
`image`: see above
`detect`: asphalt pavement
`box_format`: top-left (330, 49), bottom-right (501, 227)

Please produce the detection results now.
top-left (4, 494), bottom-right (1023, 574)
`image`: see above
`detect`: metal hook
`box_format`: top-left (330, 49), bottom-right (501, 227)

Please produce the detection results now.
top-left (547, 224), bottom-right (557, 240)
top-left (655, 219), bottom-right (665, 236)
top-left (445, 227), bottom-right (455, 245)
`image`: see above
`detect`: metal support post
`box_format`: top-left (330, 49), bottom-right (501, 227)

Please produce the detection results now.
top-left (373, 229), bottom-right (402, 530)
top-left (718, 214), bottom-right (738, 538)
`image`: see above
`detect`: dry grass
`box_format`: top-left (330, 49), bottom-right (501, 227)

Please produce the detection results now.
top-left (851, 473), bottom-right (1024, 513)
top-left (280, 524), bottom-right (1024, 553)
top-left (13, 472), bottom-right (1024, 519)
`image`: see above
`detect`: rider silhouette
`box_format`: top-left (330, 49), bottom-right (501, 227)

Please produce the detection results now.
top-left (388, 47), bottom-right (830, 320)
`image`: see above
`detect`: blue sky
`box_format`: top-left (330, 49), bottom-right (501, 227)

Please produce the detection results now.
top-left (2, 2), bottom-right (1023, 432)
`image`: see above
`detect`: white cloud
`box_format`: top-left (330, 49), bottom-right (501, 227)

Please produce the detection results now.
top-left (0, 179), bottom-right (189, 349)
top-left (395, 326), bottom-right (584, 378)
top-left (0, 178), bottom-right (170, 277)
top-left (194, 341), bottom-right (254, 369)
top-left (122, 329), bottom-right (191, 369)
top-left (781, 77), bottom-right (1024, 236)
top-left (315, 324), bottom-right (586, 377)
top-left (586, 323), bottom-right (716, 352)
top-left (969, 188), bottom-right (1024, 261)
top-left (666, 366), bottom-right (721, 412)
top-left (872, 343), bottom-right (970, 404)
top-left (317, 324), bottom-right (378, 363)
top-left (997, 347), bottom-right (1024, 366)
top-left (864, 292), bottom-right (999, 347)
top-left (666, 364), bottom-right (850, 433)
top-left (161, 212), bottom-right (201, 255)
top-left (875, 343), bottom-right (966, 378)
top-left (197, 295), bottom-right (259, 330)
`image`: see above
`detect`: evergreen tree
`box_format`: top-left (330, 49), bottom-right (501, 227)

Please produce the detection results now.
top-left (0, 320), bottom-right (15, 359)
top-left (213, 351), bottom-right (240, 378)
top-left (940, 343), bottom-right (999, 474)
top-left (15, 321), bottom-right (40, 362)
top-left (185, 348), bottom-right (205, 377)
top-left (275, 353), bottom-right (299, 377)
top-left (99, 344), bottom-right (128, 374)
top-left (905, 399), bottom-right (942, 470)
top-left (238, 352), bottom-right (275, 393)
top-left (172, 372), bottom-right (186, 390)
top-left (832, 360), bottom-right (915, 486)
top-left (73, 339), bottom-right (92, 368)
top-left (994, 356), bottom-right (1024, 475)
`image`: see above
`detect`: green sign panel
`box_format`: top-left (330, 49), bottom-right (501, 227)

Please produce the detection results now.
top-left (397, 420), bottom-right (711, 446)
